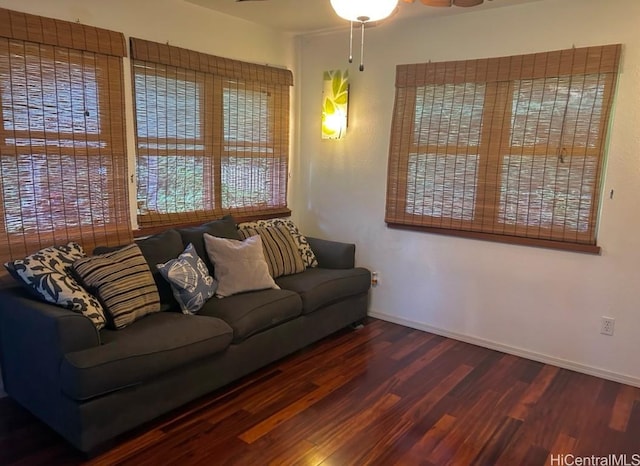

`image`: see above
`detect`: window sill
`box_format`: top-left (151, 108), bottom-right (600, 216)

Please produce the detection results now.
top-left (134, 209), bottom-right (292, 238)
top-left (386, 222), bottom-right (601, 255)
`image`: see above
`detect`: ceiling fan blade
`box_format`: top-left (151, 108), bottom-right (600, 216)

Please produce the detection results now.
top-left (420, 0), bottom-right (487, 5)
top-left (421, 0), bottom-right (453, 6)
top-left (453, 0), bottom-right (485, 6)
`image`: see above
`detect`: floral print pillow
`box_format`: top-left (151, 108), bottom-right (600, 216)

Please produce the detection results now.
top-left (157, 243), bottom-right (217, 314)
top-left (5, 242), bottom-right (106, 330)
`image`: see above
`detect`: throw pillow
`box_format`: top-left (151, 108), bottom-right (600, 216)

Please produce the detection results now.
top-left (238, 218), bottom-right (318, 268)
top-left (73, 243), bottom-right (161, 329)
top-left (4, 242), bottom-right (106, 330)
top-left (238, 225), bottom-right (305, 278)
top-left (177, 215), bottom-right (241, 275)
top-left (203, 234), bottom-right (279, 298)
top-left (157, 243), bottom-right (217, 314)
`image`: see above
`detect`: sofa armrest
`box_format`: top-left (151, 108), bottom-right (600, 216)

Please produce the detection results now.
top-left (306, 237), bottom-right (355, 269)
top-left (0, 288), bottom-right (100, 395)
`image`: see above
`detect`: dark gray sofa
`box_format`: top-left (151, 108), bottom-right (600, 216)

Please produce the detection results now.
top-left (0, 218), bottom-right (370, 452)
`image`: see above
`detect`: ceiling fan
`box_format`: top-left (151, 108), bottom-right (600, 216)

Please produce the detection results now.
top-left (235, 0), bottom-right (491, 69)
top-left (235, 0), bottom-right (491, 4)
top-left (235, 0), bottom-right (490, 4)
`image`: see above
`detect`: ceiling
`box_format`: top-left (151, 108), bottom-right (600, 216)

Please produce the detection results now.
top-left (185, 0), bottom-right (543, 35)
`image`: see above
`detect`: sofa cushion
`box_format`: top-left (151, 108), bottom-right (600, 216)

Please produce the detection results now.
top-left (238, 225), bottom-right (306, 278)
top-left (276, 267), bottom-right (371, 315)
top-left (135, 229), bottom-right (185, 311)
top-left (4, 242), bottom-right (107, 330)
top-left (60, 312), bottom-right (233, 401)
top-left (177, 215), bottom-right (241, 274)
top-left (204, 234), bottom-right (279, 298)
top-left (157, 243), bottom-right (217, 314)
top-left (73, 244), bottom-right (161, 329)
top-left (198, 289), bottom-right (302, 343)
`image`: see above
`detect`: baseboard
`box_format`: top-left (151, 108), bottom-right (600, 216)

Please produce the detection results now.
top-left (369, 310), bottom-right (640, 388)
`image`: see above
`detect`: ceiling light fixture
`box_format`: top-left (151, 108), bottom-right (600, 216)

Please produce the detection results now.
top-left (330, 0), bottom-right (398, 71)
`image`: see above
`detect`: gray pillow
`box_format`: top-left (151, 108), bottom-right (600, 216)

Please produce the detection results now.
top-left (203, 234), bottom-right (279, 298)
top-left (157, 243), bottom-right (217, 314)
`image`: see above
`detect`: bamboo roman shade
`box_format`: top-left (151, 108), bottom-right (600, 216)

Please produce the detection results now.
top-left (386, 45), bottom-right (621, 253)
top-left (131, 38), bottom-right (292, 228)
top-left (0, 8), bottom-right (132, 263)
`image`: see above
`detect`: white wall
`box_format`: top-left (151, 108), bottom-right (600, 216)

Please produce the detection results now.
top-left (293, 0), bottom-right (640, 386)
top-left (0, 0), bottom-right (295, 228)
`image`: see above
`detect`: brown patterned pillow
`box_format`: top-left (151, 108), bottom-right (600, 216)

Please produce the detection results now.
top-left (73, 244), bottom-right (160, 329)
top-left (238, 225), bottom-right (305, 278)
top-left (238, 218), bottom-right (318, 268)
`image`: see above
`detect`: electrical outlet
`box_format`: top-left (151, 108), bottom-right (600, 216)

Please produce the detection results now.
top-left (371, 271), bottom-right (379, 287)
top-left (601, 317), bottom-right (615, 336)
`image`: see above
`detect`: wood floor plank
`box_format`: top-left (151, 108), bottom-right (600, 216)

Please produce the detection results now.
top-left (429, 383), bottom-right (524, 466)
top-left (610, 384), bottom-right (638, 432)
top-left (509, 364), bottom-right (559, 421)
top-left (394, 413), bottom-right (457, 465)
top-left (390, 329), bottom-right (436, 360)
top-left (544, 432), bottom-right (577, 465)
top-left (1, 318), bottom-right (639, 465)
top-left (239, 375), bottom-right (349, 444)
top-left (471, 416), bottom-right (523, 466)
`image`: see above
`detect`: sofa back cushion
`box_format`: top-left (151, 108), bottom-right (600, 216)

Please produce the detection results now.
top-left (135, 229), bottom-right (185, 310)
top-left (74, 244), bottom-right (161, 329)
top-left (177, 215), bottom-right (241, 274)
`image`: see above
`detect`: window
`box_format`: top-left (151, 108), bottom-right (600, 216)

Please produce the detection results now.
top-left (134, 64), bottom-right (211, 220)
top-left (386, 45), bottom-right (621, 253)
top-left (221, 84), bottom-right (288, 211)
top-left (131, 38), bottom-right (292, 229)
top-left (0, 7), bottom-right (132, 262)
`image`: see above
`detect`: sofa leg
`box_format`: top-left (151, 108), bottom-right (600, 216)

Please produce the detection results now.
top-left (350, 319), bottom-right (366, 330)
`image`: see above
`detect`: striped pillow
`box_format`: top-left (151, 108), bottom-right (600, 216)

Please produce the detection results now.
top-left (238, 225), bottom-right (306, 278)
top-left (73, 244), bottom-right (161, 329)
top-left (238, 218), bottom-right (318, 268)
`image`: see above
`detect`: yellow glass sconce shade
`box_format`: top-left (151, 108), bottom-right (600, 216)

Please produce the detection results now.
top-left (322, 70), bottom-right (349, 140)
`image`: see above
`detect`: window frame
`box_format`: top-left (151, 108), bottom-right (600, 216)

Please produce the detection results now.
top-left (385, 45), bottom-right (622, 254)
top-left (130, 38), bottom-right (293, 231)
top-left (0, 7), bottom-right (132, 262)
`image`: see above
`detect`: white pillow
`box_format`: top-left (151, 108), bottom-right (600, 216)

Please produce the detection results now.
top-left (203, 234), bottom-right (279, 298)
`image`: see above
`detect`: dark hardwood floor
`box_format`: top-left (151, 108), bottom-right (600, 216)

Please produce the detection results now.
top-left (1, 318), bottom-right (639, 465)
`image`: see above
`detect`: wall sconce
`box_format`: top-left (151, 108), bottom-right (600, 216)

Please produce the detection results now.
top-left (321, 69), bottom-right (349, 140)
